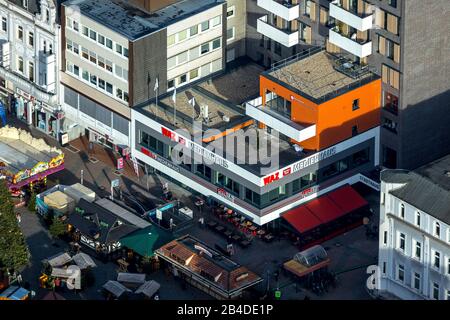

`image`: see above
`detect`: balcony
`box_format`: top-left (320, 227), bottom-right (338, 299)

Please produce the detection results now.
top-left (330, 0), bottom-right (373, 31)
top-left (246, 98), bottom-right (316, 142)
top-left (257, 15), bottom-right (299, 48)
top-left (329, 27), bottom-right (372, 58)
top-left (257, 0), bottom-right (300, 21)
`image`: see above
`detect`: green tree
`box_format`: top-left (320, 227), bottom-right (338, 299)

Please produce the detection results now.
top-left (0, 180), bottom-right (29, 271)
top-left (27, 192), bottom-right (36, 212)
top-left (49, 218), bottom-right (67, 239)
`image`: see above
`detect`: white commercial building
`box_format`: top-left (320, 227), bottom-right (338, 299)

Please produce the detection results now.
top-left (378, 157), bottom-right (450, 300)
top-left (0, 0), bottom-right (61, 139)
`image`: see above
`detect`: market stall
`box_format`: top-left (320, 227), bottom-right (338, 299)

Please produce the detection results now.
top-left (0, 126), bottom-right (64, 193)
top-left (135, 280), bottom-right (160, 299)
top-left (45, 252), bottom-right (72, 268)
top-left (283, 245), bottom-right (332, 294)
top-left (0, 286), bottom-right (30, 300)
top-left (102, 280), bottom-right (132, 300)
top-left (43, 191), bottom-right (75, 217)
top-left (117, 273), bottom-right (146, 289)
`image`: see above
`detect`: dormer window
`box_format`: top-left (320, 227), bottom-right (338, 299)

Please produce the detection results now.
top-left (46, 9), bottom-right (50, 23)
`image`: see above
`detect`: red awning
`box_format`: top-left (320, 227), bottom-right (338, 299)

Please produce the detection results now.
top-left (282, 185), bottom-right (368, 234)
top-left (305, 197), bottom-right (344, 224)
top-left (327, 185), bottom-right (368, 214)
top-left (282, 206), bottom-right (322, 234)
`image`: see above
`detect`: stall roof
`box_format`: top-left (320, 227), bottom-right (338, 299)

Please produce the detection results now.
top-left (0, 286), bottom-right (29, 300)
top-left (72, 252), bottom-right (97, 270)
top-left (135, 280), bottom-right (160, 298)
top-left (95, 198), bottom-right (151, 229)
top-left (117, 273), bottom-right (146, 285)
top-left (103, 280), bottom-right (131, 298)
top-left (50, 268), bottom-right (73, 278)
top-left (46, 252), bottom-right (72, 268)
top-left (119, 225), bottom-right (173, 257)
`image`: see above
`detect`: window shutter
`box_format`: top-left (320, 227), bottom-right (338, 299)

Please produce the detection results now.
top-left (393, 43), bottom-right (400, 63)
top-left (379, 35), bottom-right (386, 55)
top-left (305, 26), bottom-right (312, 44)
top-left (387, 14), bottom-right (399, 35)
top-left (382, 65), bottom-right (389, 84)
top-left (310, 2), bottom-right (316, 21)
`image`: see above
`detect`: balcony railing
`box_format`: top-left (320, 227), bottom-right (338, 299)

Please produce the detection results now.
top-left (329, 27), bottom-right (372, 58)
top-left (246, 96), bottom-right (316, 143)
top-left (330, 0), bottom-right (373, 31)
top-left (257, 0), bottom-right (300, 21)
top-left (257, 15), bottom-right (299, 48)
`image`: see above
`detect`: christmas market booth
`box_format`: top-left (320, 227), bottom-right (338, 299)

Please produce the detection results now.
top-left (0, 126), bottom-right (64, 194)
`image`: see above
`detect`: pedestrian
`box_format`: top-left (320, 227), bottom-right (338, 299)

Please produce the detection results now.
top-left (16, 212), bottom-right (21, 223)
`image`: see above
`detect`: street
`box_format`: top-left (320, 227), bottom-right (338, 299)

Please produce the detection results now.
top-left (12, 119), bottom-right (380, 300)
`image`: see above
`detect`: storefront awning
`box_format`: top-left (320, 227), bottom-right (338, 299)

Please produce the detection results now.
top-left (327, 185), bottom-right (369, 214)
top-left (282, 185), bottom-right (368, 234)
top-left (305, 197), bottom-right (344, 224)
top-left (282, 206), bottom-right (322, 234)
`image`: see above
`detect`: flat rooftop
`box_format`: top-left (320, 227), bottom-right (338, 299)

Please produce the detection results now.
top-left (210, 123), bottom-right (316, 176)
top-left (139, 63), bottom-right (262, 136)
top-left (197, 63), bottom-right (264, 105)
top-left (63, 0), bottom-right (224, 40)
top-left (266, 49), bottom-right (377, 103)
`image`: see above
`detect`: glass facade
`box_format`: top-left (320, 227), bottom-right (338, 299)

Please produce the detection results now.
top-left (138, 129), bottom-right (371, 210)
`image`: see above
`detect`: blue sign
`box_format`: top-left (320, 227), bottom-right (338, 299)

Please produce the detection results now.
top-left (146, 202), bottom-right (175, 217)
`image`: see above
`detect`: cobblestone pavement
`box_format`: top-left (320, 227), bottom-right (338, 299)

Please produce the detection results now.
top-left (8, 118), bottom-right (379, 300)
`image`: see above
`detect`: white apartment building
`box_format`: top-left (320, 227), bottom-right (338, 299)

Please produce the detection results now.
top-left (0, 0), bottom-right (60, 139)
top-left (60, 0), bottom-right (227, 150)
top-left (378, 157), bottom-right (450, 300)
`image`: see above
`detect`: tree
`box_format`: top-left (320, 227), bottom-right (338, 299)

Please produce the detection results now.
top-left (0, 180), bottom-right (29, 271)
top-left (27, 192), bottom-right (36, 212)
top-left (49, 218), bottom-right (67, 239)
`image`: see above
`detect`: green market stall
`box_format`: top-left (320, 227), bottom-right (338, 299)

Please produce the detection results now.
top-left (119, 225), bottom-right (173, 258)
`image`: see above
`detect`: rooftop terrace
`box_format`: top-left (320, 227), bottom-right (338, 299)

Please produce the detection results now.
top-left (266, 48), bottom-right (378, 103)
top-left (64, 0), bottom-right (224, 40)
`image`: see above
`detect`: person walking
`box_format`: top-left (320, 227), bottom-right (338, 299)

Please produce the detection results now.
top-left (16, 212), bottom-right (21, 223)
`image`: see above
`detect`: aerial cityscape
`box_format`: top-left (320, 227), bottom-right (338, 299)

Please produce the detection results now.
top-left (0, 0), bottom-right (449, 306)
